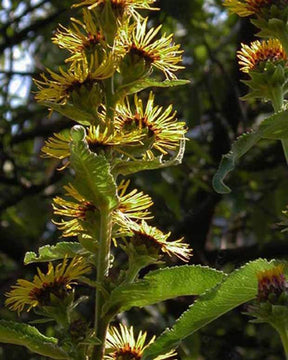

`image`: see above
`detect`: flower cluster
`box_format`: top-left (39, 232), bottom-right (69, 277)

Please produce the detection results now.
top-left (5, 1), bottom-right (192, 359)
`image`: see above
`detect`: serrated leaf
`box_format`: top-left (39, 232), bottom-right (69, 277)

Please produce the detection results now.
top-left (212, 130), bottom-right (262, 194)
top-left (115, 79), bottom-right (190, 101)
top-left (112, 139), bottom-right (185, 176)
top-left (70, 130), bottom-right (118, 211)
top-left (0, 320), bottom-right (69, 359)
top-left (213, 109), bottom-right (288, 194)
top-left (24, 242), bottom-right (87, 264)
top-left (142, 259), bottom-right (284, 360)
top-left (259, 109), bottom-right (288, 139)
top-left (103, 265), bottom-right (226, 315)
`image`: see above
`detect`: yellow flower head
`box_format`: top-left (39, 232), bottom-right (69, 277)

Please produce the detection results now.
top-left (118, 19), bottom-right (184, 79)
top-left (256, 264), bottom-right (287, 302)
top-left (126, 220), bottom-right (192, 262)
top-left (74, 0), bottom-right (158, 19)
top-left (34, 54), bottom-right (115, 105)
top-left (52, 9), bottom-right (105, 65)
top-left (115, 92), bottom-right (186, 158)
top-left (41, 125), bottom-right (145, 167)
top-left (53, 182), bottom-right (153, 237)
top-left (113, 179), bottom-right (153, 224)
top-left (223, 0), bottom-right (285, 17)
top-left (5, 257), bottom-right (91, 314)
top-left (238, 39), bottom-right (287, 73)
top-left (105, 324), bottom-right (176, 360)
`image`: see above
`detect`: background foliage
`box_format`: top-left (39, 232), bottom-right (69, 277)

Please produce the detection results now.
top-left (0, 0), bottom-right (287, 359)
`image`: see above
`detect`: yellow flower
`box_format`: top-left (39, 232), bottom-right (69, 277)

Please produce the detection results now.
top-left (223, 0), bottom-right (277, 17)
top-left (74, 0), bottom-right (158, 19)
top-left (52, 9), bottom-right (105, 65)
top-left (42, 131), bottom-right (71, 160)
top-left (34, 54), bottom-right (116, 105)
top-left (118, 18), bottom-right (184, 79)
top-left (105, 324), bottom-right (176, 360)
top-left (115, 92), bottom-right (186, 158)
top-left (42, 125), bottom-right (145, 167)
top-left (257, 264), bottom-right (286, 302)
top-left (5, 257), bottom-right (91, 314)
top-left (126, 220), bottom-right (192, 262)
top-left (114, 179), bottom-right (153, 222)
top-left (237, 39), bottom-right (287, 73)
top-left (53, 182), bottom-right (153, 237)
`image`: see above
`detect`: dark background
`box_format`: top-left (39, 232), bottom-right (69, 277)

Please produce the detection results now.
top-left (0, 0), bottom-right (288, 358)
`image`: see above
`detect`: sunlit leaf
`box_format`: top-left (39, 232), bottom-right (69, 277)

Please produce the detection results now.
top-left (103, 265), bottom-right (226, 315)
top-left (142, 259), bottom-right (285, 360)
top-left (70, 126), bottom-right (118, 211)
top-left (0, 320), bottom-right (69, 359)
top-left (112, 138), bottom-right (185, 176)
top-left (115, 79), bottom-right (190, 101)
top-left (24, 242), bottom-right (87, 264)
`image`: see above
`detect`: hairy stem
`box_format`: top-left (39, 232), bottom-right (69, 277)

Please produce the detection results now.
top-left (278, 31), bottom-right (288, 57)
top-left (105, 76), bottom-right (115, 133)
top-left (275, 324), bottom-right (288, 360)
top-left (92, 206), bottom-right (113, 360)
top-left (270, 86), bottom-right (288, 164)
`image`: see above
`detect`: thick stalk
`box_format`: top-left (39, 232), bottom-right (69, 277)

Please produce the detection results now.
top-left (275, 325), bottom-right (288, 360)
top-left (92, 206), bottom-right (113, 360)
top-left (278, 32), bottom-right (288, 57)
top-left (270, 86), bottom-right (288, 164)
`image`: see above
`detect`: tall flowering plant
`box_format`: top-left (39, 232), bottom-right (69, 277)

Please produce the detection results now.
top-left (1, 0), bottom-right (288, 359)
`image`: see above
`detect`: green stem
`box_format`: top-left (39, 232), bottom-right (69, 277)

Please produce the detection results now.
top-left (270, 86), bottom-right (283, 113)
top-left (276, 325), bottom-right (288, 359)
top-left (278, 32), bottom-right (288, 58)
top-left (270, 86), bottom-right (288, 164)
top-left (104, 76), bottom-right (115, 134)
top-left (92, 206), bottom-right (112, 360)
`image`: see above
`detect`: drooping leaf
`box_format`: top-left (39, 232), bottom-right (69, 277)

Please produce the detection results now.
top-left (213, 109), bottom-right (288, 194)
top-left (24, 242), bottom-right (87, 264)
top-left (212, 130), bottom-right (261, 194)
top-left (142, 259), bottom-right (285, 360)
top-left (115, 79), bottom-right (190, 101)
top-left (112, 139), bottom-right (185, 176)
top-left (70, 126), bottom-right (118, 211)
top-left (103, 265), bottom-right (226, 316)
top-left (0, 320), bottom-right (69, 359)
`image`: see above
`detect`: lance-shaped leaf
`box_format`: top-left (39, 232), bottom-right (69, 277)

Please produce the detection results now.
top-left (70, 126), bottom-right (118, 211)
top-left (103, 265), bottom-right (226, 316)
top-left (213, 109), bottom-right (288, 194)
top-left (43, 102), bottom-right (95, 126)
top-left (142, 259), bottom-right (285, 360)
top-left (24, 242), bottom-right (88, 264)
top-left (112, 138), bottom-right (185, 176)
top-left (114, 79), bottom-right (190, 102)
top-left (0, 320), bottom-right (69, 359)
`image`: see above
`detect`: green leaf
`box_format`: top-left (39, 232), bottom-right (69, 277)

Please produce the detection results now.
top-left (24, 242), bottom-right (87, 264)
top-left (115, 79), bottom-right (190, 101)
top-left (0, 320), bottom-right (69, 359)
top-left (70, 126), bottom-right (118, 211)
top-left (213, 109), bottom-right (288, 194)
top-left (112, 138), bottom-right (185, 176)
top-left (42, 102), bottom-right (94, 126)
top-left (103, 265), bottom-right (226, 316)
top-left (142, 259), bottom-right (284, 360)
top-left (212, 130), bottom-right (262, 194)
top-left (259, 110), bottom-right (288, 140)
